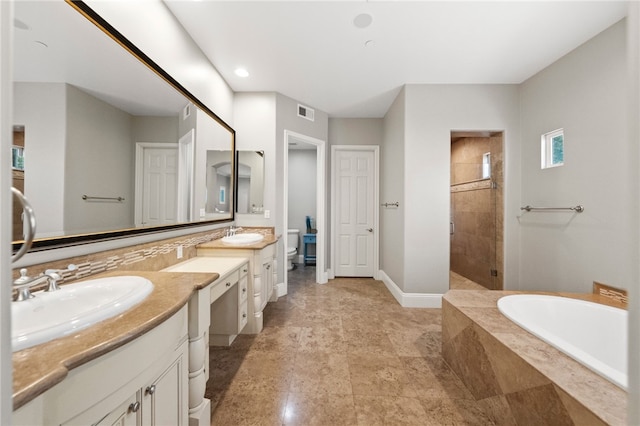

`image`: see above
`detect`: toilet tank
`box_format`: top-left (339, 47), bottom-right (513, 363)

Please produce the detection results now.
top-left (287, 229), bottom-right (300, 250)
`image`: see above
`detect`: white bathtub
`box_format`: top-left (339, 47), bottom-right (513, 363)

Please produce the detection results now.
top-left (497, 294), bottom-right (627, 389)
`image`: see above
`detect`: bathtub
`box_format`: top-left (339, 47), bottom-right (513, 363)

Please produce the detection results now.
top-left (497, 294), bottom-right (627, 389)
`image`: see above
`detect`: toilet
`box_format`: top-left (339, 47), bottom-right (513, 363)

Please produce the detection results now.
top-left (287, 229), bottom-right (300, 271)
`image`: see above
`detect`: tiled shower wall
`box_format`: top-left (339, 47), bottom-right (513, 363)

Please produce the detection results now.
top-left (450, 136), bottom-right (503, 290)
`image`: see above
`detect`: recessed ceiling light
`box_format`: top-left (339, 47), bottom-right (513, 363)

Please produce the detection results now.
top-left (353, 13), bottom-right (373, 29)
top-left (234, 68), bottom-right (249, 78)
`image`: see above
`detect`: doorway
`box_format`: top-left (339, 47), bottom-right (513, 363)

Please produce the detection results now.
top-left (283, 130), bottom-right (327, 295)
top-left (449, 131), bottom-right (503, 290)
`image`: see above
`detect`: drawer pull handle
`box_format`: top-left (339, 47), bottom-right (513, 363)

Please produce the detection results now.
top-left (242, 288), bottom-right (247, 293)
top-left (146, 385), bottom-right (156, 395)
top-left (129, 401), bottom-right (140, 413)
top-left (243, 313), bottom-right (247, 318)
top-left (266, 264), bottom-right (271, 270)
top-left (226, 282), bottom-right (231, 287)
top-left (243, 268), bottom-right (248, 273)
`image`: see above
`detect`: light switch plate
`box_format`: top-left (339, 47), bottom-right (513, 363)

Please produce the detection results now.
top-left (264, 210), bottom-right (270, 219)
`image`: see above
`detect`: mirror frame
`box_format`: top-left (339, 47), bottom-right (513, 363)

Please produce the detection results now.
top-left (12, 0), bottom-right (235, 252)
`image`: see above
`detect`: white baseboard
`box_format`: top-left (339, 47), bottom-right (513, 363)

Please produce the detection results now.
top-left (378, 270), bottom-right (442, 308)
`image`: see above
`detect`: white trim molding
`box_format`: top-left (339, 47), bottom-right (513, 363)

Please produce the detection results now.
top-left (283, 130), bottom-right (328, 290)
top-left (378, 270), bottom-right (443, 308)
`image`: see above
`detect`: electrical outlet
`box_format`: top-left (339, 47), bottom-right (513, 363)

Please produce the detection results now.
top-left (264, 209), bottom-right (270, 219)
top-left (177, 245), bottom-right (183, 259)
top-left (200, 208), bottom-right (205, 217)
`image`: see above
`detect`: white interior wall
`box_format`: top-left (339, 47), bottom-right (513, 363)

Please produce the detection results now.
top-left (627, 3), bottom-right (640, 423)
top-left (328, 118), bottom-right (384, 146)
top-left (275, 93), bottom-right (328, 281)
top-left (380, 89), bottom-right (406, 290)
top-left (1, 3), bottom-right (13, 421)
top-left (327, 118), bottom-right (384, 271)
top-left (65, 84), bottom-right (134, 233)
top-left (233, 92), bottom-right (277, 227)
top-left (288, 149), bottom-right (317, 255)
top-left (403, 84), bottom-right (521, 294)
top-left (520, 20), bottom-right (634, 293)
top-left (86, 0), bottom-right (234, 126)
top-left (13, 82), bottom-right (66, 236)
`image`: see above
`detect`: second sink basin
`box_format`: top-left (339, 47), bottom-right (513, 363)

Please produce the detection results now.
top-left (12, 275), bottom-right (153, 352)
top-left (221, 233), bottom-right (264, 245)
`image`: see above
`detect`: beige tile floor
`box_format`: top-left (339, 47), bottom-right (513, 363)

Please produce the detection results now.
top-left (206, 266), bottom-right (494, 425)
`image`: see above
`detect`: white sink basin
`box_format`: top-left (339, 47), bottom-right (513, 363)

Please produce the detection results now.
top-left (221, 233), bottom-right (264, 245)
top-left (12, 276), bottom-right (153, 352)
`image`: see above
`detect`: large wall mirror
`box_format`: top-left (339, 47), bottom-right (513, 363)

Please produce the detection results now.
top-left (12, 0), bottom-right (235, 251)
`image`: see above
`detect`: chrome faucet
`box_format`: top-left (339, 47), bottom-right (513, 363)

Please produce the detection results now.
top-left (226, 225), bottom-right (243, 237)
top-left (12, 264), bottom-right (77, 301)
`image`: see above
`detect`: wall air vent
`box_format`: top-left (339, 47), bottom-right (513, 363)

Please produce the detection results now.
top-left (297, 104), bottom-right (315, 122)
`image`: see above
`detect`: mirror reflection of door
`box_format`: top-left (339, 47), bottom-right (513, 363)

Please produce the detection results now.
top-left (141, 146), bottom-right (179, 226)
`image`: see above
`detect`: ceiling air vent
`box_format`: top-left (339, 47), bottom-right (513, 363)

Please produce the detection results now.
top-left (297, 104), bottom-right (315, 122)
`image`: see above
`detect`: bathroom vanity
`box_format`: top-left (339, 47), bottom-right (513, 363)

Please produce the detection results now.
top-left (196, 234), bottom-right (279, 334)
top-left (11, 271), bottom-right (213, 426)
top-left (162, 256), bottom-right (249, 426)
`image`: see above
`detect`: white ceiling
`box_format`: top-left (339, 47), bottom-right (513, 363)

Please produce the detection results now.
top-left (165, 0), bottom-right (628, 118)
top-left (14, 1), bottom-right (188, 117)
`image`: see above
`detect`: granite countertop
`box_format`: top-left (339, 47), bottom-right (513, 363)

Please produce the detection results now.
top-left (197, 233), bottom-right (279, 250)
top-left (12, 270), bottom-right (219, 410)
top-left (443, 290), bottom-right (627, 426)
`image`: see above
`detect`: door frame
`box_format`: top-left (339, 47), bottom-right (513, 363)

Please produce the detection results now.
top-left (134, 142), bottom-right (178, 227)
top-left (330, 145), bottom-right (380, 279)
top-left (283, 130), bottom-right (327, 293)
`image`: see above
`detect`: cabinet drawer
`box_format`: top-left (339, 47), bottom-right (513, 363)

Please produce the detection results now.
top-left (303, 234), bottom-right (316, 244)
top-left (238, 301), bottom-right (248, 332)
top-left (238, 275), bottom-right (248, 304)
top-left (239, 262), bottom-right (249, 278)
top-left (210, 270), bottom-right (239, 303)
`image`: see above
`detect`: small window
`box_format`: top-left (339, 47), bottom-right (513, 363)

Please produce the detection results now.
top-left (482, 152), bottom-right (491, 179)
top-left (541, 129), bottom-right (564, 169)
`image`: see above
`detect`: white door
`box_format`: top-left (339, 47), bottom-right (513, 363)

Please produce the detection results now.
top-left (142, 147), bottom-right (178, 226)
top-left (334, 149), bottom-right (375, 277)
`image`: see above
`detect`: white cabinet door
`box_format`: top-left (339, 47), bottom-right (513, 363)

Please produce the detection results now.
top-left (142, 353), bottom-right (187, 426)
top-left (261, 260), bottom-right (273, 310)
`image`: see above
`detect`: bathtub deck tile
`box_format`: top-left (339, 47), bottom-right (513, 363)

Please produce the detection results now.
top-left (443, 290), bottom-right (628, 426)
